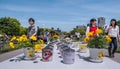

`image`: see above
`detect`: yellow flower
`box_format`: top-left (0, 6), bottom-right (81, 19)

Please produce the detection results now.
top-left (87, 32), bottom-right (93, 37)
top-left (106, 35), bottom-right (110, 38)
top-left (22, 35), bottom-right (27, 38)
top-left (30, 35), bottom-right (37, 41)
top-left (18, 36), bottom-right (24, 42)
top-left (21, 35), bottom-right (28, 41)
top-left (96, 29), bottom-right (103, 34)
top-left (40, 39), bottom-right (44, 44)
top-left (53, 35), bottom-right (60, 39)
top-left (16, 38), bottom-right (20, 42)
top-left (34, 44), bottom-right (42, 52)
top-left (106, 38), bottom-right (112, 42)
top-left (17, 35), bottom-right (28, 42)
top-left (106, 35), bottom-right (112, 42)
top-left (84, 37), bottom-right (90, 42)
top-left (11, 36), bottom-right (16, 41)
top-left (9, 42), bottom-right (15, 48)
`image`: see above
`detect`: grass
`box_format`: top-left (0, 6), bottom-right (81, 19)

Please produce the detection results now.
top-left (0, 44), bottom-right (21, 54)
top-left (117, 46), bottom-right (120, 53)
top-left (116, 42), bottom-right (120, 53)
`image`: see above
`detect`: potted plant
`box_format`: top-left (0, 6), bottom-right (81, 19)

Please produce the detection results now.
top-left (9, 35), bottom-right (44, 60)
top-left (84, 29), bottom-right (111, 62)
top-left (49, 34), bottom-right (60, 42)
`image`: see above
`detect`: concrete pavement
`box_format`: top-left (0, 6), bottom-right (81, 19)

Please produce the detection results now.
top-left (0, 48), bottom-right (120, 63)
top-left (0, 49), bottom-right (23, 62)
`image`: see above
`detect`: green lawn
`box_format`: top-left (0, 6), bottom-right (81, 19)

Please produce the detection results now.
top-left (0, 44), bottom-right (21, 54)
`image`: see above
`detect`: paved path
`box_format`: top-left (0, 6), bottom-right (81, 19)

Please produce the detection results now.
top-left (0, 48), bottom-right (120, 63)
top-left (99, 49), bottom-right (120, 63)
top-left (0, 49), bottom-right (23, 62)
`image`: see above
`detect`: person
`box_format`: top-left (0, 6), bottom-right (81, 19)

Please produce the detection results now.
top-left (44, 30), bottom-right (50, 43)
top-left (27, 18), bottom-right (37, 38)
top-left (86, 18), bottom-right (98, 36)
top-left (106, 19), bottom-right (119, 58)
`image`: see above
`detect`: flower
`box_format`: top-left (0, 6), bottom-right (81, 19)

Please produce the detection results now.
top-left (30, 35), bottom-right (37, 41)
top-left (106, 35), bottom-right (110, 38)
top-left (84, 37), bottom-right (90, 42)
top-left (106, 35), bottom-right (112, 42)
top-left (18, 36), bottom-right (24, 42)
top-left (9, 42), bottom-right (15, 48)
top-left (96, 29), bottom-right (103, 34)
top-left (11, 36), bottom-right (16, 41)
top-left (16, 38), bottom-right (20, 42)
top-left (40, 39), bottom-right (44, 44)
top-left (53, 35), bottom-right (60, 39)
top-left (85, 29), bottom-right (110, 48)
top-left (87, 32), bottom-right (94, 37)
top-left (106, 37), bottom-right (112, 42)
top-left (17, 35), bottom-right (28, 42)
top-left (9, 34), bottom-right (44, 51)
top-left (34, 44), bottom-right (44, 52)
top-left (34, 44), bottom-right (41, 52)
top-left (21, 35), bottom-right (27, 41)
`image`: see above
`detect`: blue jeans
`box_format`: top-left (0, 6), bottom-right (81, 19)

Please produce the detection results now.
top-left (108, 37), bottom-right (118, 56)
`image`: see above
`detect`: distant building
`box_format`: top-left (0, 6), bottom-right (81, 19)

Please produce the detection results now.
top-left (98, 17), bottom-right (105, 28)
top-left (76, 25), bottom-right (86, 28)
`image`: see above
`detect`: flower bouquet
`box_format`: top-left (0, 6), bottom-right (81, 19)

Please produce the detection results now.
top-left (9, 35), bottom-right (45, 60)
top-left (84, 29), bottom-right (111, 62)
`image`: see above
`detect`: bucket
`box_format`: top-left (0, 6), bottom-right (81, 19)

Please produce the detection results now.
top-left (62, 48), bottom-right (75, 64)
top-left (23, 47), bottom-right (35, 60)
top-left (42, 46), bottom-right (53, 62)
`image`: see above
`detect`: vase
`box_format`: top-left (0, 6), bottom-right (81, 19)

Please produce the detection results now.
top-left (89, 48), bottom-right (104, 63)
top-left (23, 47), bottom-right (35, 60)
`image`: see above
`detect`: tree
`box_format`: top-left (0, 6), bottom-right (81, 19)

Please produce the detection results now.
top-left (51, 27), bottom-right (54, 30)
top-left (19, 26), bottom-right (28, 35)
top-left (117, 20), bottom-right (120, 26)
top-left (70, 27), bottom-right (86, 35)
top-left (117, 20), bottom-right (120, 34)
top-left (0, 17), bottom-right (21, 36)
top-left (0, 30), bottom-right (2, 34)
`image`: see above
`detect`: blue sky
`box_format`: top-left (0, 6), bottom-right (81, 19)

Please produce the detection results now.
top-left (0, 0), bottom-right (120, 32)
